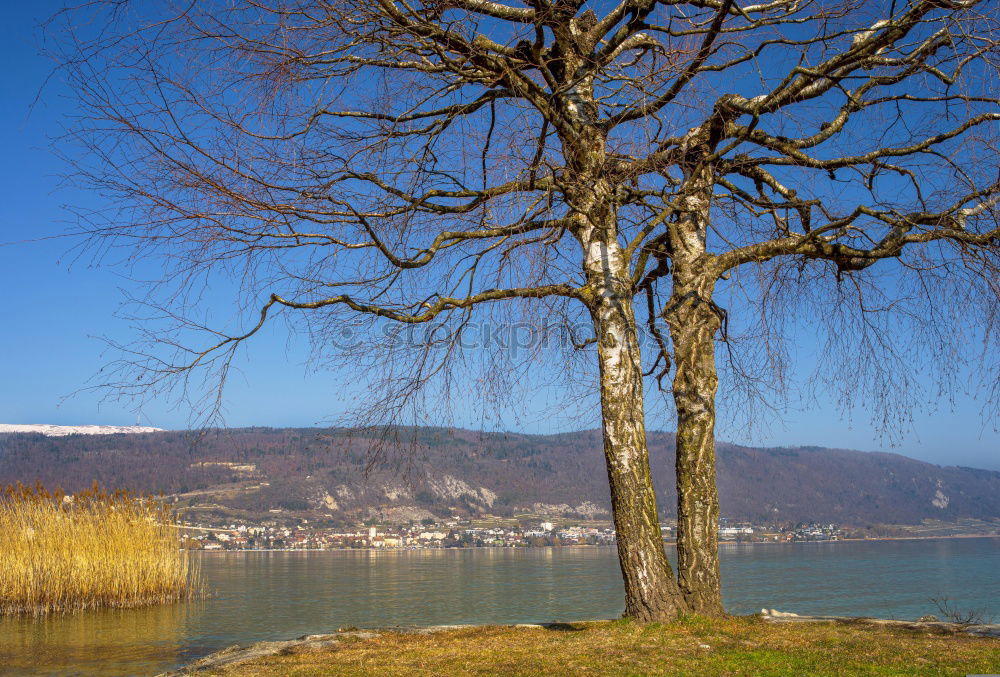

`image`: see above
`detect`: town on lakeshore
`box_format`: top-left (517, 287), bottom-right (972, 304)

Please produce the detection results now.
top-left (179, 517), bottom-right (847, 551)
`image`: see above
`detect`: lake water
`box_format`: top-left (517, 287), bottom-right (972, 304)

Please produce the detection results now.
top-left (2, 538), bottom-right (998, 676)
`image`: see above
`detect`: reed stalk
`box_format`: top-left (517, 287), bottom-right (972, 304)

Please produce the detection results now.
top-left (0, 481), bottom-right (200, 615)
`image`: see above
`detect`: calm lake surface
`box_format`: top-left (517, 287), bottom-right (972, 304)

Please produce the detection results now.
top-left (2, 537), bottom-right (998, 676)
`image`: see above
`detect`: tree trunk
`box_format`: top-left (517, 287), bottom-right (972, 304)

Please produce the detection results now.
top-left (589, 241), bottom-right (687, 622)
top-left (665, 271), bottom-right (724, 616)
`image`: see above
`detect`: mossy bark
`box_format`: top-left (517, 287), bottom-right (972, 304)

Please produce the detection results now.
top-left (588, 239), bottom-right (687, 622)
top-left (666, 268), bottom-right (724, 617)
top-left (663, 164), bottom-right (725, 617)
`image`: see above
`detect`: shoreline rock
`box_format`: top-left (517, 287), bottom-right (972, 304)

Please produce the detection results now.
top-left (158, 623), bottom-right (573, 675)
top-left (760, 609), bottom-right (1000, 638)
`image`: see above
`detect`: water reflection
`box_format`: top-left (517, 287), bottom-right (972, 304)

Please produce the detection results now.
top-left (193, 548), bottom-right (625, 636)
top-left (0, 601), bottom-right (196, 676)
top-left (1, 539), bottom-right (997, 676)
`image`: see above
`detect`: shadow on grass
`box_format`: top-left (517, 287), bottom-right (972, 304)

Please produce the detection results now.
top-left (539, 622), bottom-right (586, 632)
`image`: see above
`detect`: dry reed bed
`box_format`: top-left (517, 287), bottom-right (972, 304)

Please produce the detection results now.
top-left (0, 482), bottom-right (200, 615)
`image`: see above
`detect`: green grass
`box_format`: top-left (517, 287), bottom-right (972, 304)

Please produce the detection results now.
top-left (206, 616), bottom-right (1000, 676)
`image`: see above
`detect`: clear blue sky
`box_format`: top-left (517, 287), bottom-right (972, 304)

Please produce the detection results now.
top-left (0, 2), bottom-right (996, 471)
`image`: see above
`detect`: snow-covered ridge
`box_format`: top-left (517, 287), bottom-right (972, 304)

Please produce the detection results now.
top-left (0, 424), bottom-right (164, 437)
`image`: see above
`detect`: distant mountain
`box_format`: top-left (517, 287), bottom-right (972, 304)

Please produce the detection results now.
top-left (0, 423), bottom-right (165, 436)
top-left (1, 426), bottom-right (998, 526)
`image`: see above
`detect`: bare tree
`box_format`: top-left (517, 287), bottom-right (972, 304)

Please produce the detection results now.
top-left (53, 0), bottom-right (1000, 620)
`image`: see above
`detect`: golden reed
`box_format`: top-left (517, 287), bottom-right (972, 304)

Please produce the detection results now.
top-left (0, 481), bottom-right (200, 615)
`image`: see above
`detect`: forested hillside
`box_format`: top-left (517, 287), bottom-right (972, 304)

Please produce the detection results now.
top-left (1, 427), bottom-right (998, 525)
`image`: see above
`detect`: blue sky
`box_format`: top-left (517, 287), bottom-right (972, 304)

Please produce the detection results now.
top-left (0, 2), bottom-right (997, 471)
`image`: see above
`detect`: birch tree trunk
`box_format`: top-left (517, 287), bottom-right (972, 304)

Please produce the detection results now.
top-left (666, 272), bottom-right (724, 616)
top-left (665, 166), bottom-right (725, 616)
top-left (588, 239), bottom-right (688, 622)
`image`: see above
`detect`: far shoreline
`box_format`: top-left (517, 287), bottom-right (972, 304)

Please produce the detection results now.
top-left (187, 532), bottom-right (1000, 553)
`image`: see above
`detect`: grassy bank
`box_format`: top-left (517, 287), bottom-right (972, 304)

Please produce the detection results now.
top-left (0, 482), bottom-right (199, 614)
top-left (204, 616), bottom-right (1000, 676)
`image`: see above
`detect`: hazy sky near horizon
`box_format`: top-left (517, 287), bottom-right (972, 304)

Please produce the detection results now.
top-left (0, 2), bottom-right (997, 471)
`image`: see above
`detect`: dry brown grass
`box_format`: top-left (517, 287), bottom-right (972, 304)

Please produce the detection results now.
top-left (210, 616), bottom-right (1000, 676)
top-left (0, 482), bottom-right (200, 615)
